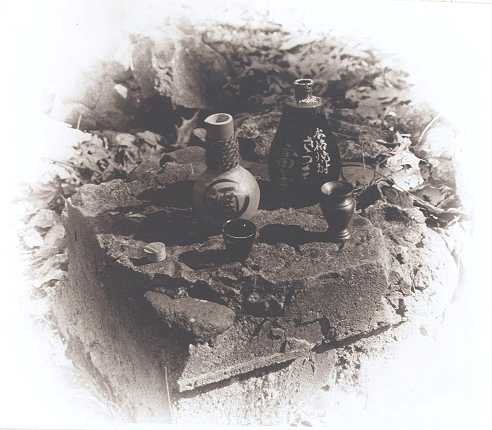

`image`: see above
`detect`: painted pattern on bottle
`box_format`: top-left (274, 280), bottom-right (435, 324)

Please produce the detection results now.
top-left (301, 128), bottom-right (332, 178)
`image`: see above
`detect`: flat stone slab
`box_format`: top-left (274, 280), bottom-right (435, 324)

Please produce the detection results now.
top-left (144, 292), bottom-right (236, 341)
top-left (65, 158), bottom-right (400, 393)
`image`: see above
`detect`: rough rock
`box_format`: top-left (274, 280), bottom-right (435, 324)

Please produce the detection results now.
top-left (365, 202), bottom-right (458, 322)
top-left (57, 132), bottom-right (460, 423)
top-left (175, 349), bottom-right (337, 425)
top-left (50, 61), bottom-right (140, 131)
top-left (131, 30), bottom-right (230, 109)
top-left (144, 291), bottom-right (235, 341)
top-left (136, 130), bottom-right (163, 147)
top-left (63, 153), bottom-right (403, 398)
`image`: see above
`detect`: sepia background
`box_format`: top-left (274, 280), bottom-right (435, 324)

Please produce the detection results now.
top-left (1, 0), bottom-right (491, 428)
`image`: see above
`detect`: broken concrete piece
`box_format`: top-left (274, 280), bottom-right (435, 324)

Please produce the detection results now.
top-left (144, 291), bottom-right (235, 341)
top-left (57, 141), bottom-right (459, 425)
top-left (56, 115), bottom-right (460, 424)
top-left (43, 18), bottom-right (461, 424)
top-left (63, 155), bottom-right (403, 400)
top-left (131, 31), bottom-right (230, 109)
top-left (366, 202), bottom-right (458, 322)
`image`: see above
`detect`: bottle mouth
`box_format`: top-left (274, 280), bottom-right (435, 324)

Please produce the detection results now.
top-left (205, 113), bottom-right (232, 125)
top-left (295, 78), bottom-right (314, 86)
top-left (204, 113), bottom-right (234, 141)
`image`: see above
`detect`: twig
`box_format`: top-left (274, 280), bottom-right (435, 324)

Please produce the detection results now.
top-left (418, 114), bottom-right (441, 145)
top-left (164, 366), bottom-right (174, 423)
top-left (369, 160), bottom-right (378, 186)
top-left (51, 159), bottom-right (77, 173)
top-left (332, 131), bottom-right (356, 139)
top-left (341, 162), bottom-right (466, 218)
top-left (359, 135), bottom-right (366, 171)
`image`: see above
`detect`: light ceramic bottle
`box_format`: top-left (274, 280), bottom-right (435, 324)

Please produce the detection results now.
top-left (192, 113), bottom-right (260, 231)
top-left (268, 78), bottom-right (342, 205)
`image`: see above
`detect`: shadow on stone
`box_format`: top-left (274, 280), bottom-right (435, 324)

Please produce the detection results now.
top-left (258, 224), bottom-right (327, 248)
top-left (239, 139), bottom-right (260, 161)
top-left (179, 249), bottom-right (232, 270)
top-left (130, 256), bottom-right (151, 266)
top-left (133, 209), bottom-right (208, 246)
top-left (188, 281), bottom-right (227, 305)
top-left (258, 179), bottom-right (323, 211)
top-left (137, 181), bottom-right (194, 208)
top-left (133, 94), bottom-right (180, 135)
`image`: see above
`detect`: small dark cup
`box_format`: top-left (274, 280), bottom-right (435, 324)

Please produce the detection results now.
top-left (222, 219), bottom-right (257, 262)
top-left (319, 181), bottom-right (355, 241)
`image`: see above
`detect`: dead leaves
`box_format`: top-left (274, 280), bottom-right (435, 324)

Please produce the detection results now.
top-left (19, 180), bottom-right (69, 298)
top-left (21, 213), bottom-right (67, 295)
top-left (29, 208), bottom-right (60, 230)
top-left (342, 115), bottom-right (463, 229)
top-left (61, 131), bottom-right (165, 185)
top-left (380, 132), bottom-right (424, 191)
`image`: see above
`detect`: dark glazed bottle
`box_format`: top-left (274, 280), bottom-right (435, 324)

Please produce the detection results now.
top-left (268, 78), bottom-right (342, 205)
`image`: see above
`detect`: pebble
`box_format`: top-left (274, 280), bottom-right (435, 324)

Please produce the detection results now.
top-left (143, 242), bottom-right (167, 262)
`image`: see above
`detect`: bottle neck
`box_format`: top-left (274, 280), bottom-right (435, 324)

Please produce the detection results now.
top-left (293, 78), bottom-right (322, 107)
top-left (205, 135), bottom-right (240, 172)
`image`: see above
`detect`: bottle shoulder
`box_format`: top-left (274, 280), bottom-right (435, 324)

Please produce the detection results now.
top-left (285, 96), bottom-right (323, 110)
top-left (195, 164), bottom-right (256, 181)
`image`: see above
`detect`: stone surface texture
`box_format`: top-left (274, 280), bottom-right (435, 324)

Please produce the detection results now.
top-left (144, 292), bottom-right (236, 341)
top-left (58, 139), bottom-right (459, 423)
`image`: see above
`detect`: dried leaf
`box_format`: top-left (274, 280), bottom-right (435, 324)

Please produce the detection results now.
top-left (43, 223), bottom-right (66, 249)
top-left (21, 227), bottom-right (44, 249)
top-left (34, 252), bottom-right (68, 280)
top-left (136, 130), bottom-right (162, 147)
top-left (33, 268), bottom-right (66, 289)
top-left (125, 213), bottom-right (147, 220)
top-left (29, 208), bottom-right (59, 230)
top-left (382, 150), bottom-right (424, 191)
top-left (175, 111), bottom-right (200, 147)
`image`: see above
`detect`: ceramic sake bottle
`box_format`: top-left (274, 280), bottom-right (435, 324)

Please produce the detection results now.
top-left (268, 78), bottom-right (342, 205)
top-left (192, 113), bottom-right (260, 231)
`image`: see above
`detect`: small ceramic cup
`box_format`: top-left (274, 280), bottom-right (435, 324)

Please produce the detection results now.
top-left (319, 181), bottom-right (355, 241)
top-left (222, 218), bottom-right (257, 261)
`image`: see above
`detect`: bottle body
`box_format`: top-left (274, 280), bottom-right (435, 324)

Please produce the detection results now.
top-left (192, 165), bottom-right (260, 229)
top-left (192, 113), bottom-right (260, 230)
top-left (268, 79), bottom-right (341, 205)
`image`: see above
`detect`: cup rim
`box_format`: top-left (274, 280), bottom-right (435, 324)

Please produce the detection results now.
top-left (204, 113), bottom-right (232, 125)
top-left (222, 218), bottom-right (256, 239)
